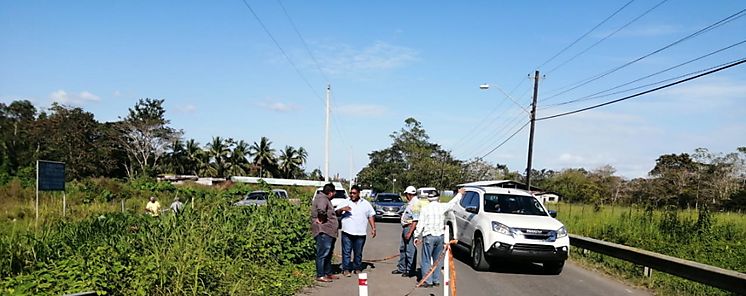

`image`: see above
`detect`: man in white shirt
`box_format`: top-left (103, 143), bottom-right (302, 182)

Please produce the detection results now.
top-left (413, 188), bottom-right (465, 288)
top-left (339, 185), bottom-right (376, 277)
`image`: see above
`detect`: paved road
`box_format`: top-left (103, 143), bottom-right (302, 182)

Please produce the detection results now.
top-left (299, 222), bottom-right (650, 296)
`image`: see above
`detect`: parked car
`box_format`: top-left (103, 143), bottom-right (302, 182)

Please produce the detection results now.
top-left (234, 189), bottom-right (288, 206)
top-left (445, 184), bottom-right (569, 274)
top-left (372, 193), bottom-right (406, 221)
top-left (314, 186), bottom-right (349, 209)
top-left (417, 187), bottom-right (439, 198)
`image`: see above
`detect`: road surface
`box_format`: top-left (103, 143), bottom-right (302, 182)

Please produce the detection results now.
top-left (299, 221), bottom-right (649, 296)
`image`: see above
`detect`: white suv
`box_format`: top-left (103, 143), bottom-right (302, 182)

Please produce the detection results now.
top-left (446, 185), bottom-right (569, 274)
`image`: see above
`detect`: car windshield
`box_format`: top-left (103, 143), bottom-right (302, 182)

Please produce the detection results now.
top-left (421, 189), bottom-right (438, 196)
top-left (245, 192), bottom-right (268, 200)
top-left (334, 190), bottom-right (347, 199)
top-left (483, 194), bottom-right (547, 216)
top-left (376, 194), bottom-right (403, 203)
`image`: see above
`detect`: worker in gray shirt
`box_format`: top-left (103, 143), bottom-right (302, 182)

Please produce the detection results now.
top-left (311, 183), bottom-right (348, 282)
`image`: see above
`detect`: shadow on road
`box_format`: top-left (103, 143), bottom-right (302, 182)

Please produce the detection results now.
top-left (451, 244), bottom-right (553, 276)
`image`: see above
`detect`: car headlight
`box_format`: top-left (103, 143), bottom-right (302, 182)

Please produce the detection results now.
top-left (557, 226), bottom-right (568, 238)
top-left (374, 205), bottom-right (382, 211)
top-left (492, 221), bottom-right (513, 236)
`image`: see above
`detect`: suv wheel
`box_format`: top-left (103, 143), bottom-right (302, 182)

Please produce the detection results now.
top-left (543, 261), bottom-right (565, 275)
top-left (470, 235), bottom-right (491, 271)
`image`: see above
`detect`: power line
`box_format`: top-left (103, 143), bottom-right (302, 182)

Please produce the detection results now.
top-left (537, 57), bottom-right (746, 121)
top-left (464, 109), bottom-right (528, 159)
top-left (450, 76), bottom-right (530, 155)
top-left (480, 121), bottom-right (530, 159)
top-left (537, 0), bottom-right (635, 70)
top-left (542, 39), bottom-right (746, 109)
top-left (546, 0), bottom-right (669, 75)
top-left (542, 7), bottom-right (746, 103)
top-left (276, 0), bottom-right (331, 84)
top-left (240, 0), bottom-right (325, 104)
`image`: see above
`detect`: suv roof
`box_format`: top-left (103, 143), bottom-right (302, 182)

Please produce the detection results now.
top-left (463, 185), bottom-right (533, 197)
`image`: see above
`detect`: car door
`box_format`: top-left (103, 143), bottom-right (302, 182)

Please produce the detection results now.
top-left (453, 191), bottom-right (473, 241)
top-left (461, 191), bottom-right (481, 246)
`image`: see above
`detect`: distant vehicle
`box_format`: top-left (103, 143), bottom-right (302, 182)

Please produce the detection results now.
top-left (360, 189), bottom-right (374, 199)
top-left (234, 189), bottom-right (288, 206)
top-left (417, 187), bottom-right (439, 198)
top-left (314, 184), bottom-right (349, 209)
top-left (445, 184), bottom-right (569, 274)
top-left (372, 193), bottom-right (406, 221)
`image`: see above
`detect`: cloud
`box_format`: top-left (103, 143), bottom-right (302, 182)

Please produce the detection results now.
top-left (49, 90), bottom-right (100, 105)
top-left (256, 101), bottom-right (300, 112)
top-left (316, 41), bottom-right (419, 75)
top-left (334, 104), bottom-right (387, 117)
top-left (175, 104), bottom-right (197, 114)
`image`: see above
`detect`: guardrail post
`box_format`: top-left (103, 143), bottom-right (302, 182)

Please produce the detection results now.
top-left (644, 266), bottom-right (653, 277)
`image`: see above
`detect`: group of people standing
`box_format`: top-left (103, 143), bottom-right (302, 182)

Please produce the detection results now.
top-left (144, 196), bottom-right (184, 217)
top-left (394, 186), bottom-right (463, 288)
top-left (311, 182), bottom-right (464, 288)
top-left (311, 183), bottom-right (377, 282)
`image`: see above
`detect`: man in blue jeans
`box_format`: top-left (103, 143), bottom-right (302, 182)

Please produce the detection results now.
top-left (393, 186), bottom-right (424, 277)
top-left (413, 188), bottom-right (464, 288)
top-left (311, 183), bottom-right (341, 282)
top-left (339, 185), bottom-right (376, 277)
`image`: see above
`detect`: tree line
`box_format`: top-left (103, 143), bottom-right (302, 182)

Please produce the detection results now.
top-left (357, 117), bottom-right (746, 211)
top-left (0, 99), bottom-right (321, 183)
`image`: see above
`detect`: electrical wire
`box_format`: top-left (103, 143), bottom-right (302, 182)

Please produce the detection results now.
top-left (546, 0), bottom-right (669, 75)
top-left (480, 121), bottom-right (530, 159)
top-left (537, 57), bottom-right (746, 121)
top-left (542, 39), bottom-right (746, 109)
top-left (276, 0), bottom-right (331, 83)
top-left (537, 0), bottom-right (636, 70)
top-left (542, 7), bottom-right (746, 103)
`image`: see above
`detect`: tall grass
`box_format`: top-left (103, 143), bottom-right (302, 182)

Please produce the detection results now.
top-left (0, 179), bottom-right (318, 295)
top-left (546, 203), bottom-right (746, 295)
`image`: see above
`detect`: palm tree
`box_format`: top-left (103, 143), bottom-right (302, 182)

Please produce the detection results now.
top-left (250, 136), bottom-right (277, 177)
top-left (206, 136), bottom-right (230, 177)
top-left (279, 146), bottom-right (300, 178)
top-left (227, 140), bottom-right (250, 177)
top-left (185, 139), bottom-right (201, 175)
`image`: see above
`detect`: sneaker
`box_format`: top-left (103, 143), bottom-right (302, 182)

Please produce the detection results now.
top-left (418, 283), bottom-right (432, 288)
top-left (343, 271), bottom-right (351, 277)
top-left (391, 270), bottom-right (404, 274)
top-left (326, 274), bottom-right (340, 280)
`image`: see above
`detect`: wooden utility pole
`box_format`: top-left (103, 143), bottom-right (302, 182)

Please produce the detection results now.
top-left (526, 70), bottom-right (540, 191)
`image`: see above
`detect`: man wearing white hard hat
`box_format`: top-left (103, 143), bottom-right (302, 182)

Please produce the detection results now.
top-left (393, 185), bottom-right (423, 277)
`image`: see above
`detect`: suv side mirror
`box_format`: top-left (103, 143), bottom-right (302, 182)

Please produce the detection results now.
top-left (466, 206), bottom-right (479, 214)
top-left (548, 210), bottom-right (557, 218)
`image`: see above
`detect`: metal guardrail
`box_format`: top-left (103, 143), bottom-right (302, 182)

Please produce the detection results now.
top-left (569, 234), bottom-right (746, 294)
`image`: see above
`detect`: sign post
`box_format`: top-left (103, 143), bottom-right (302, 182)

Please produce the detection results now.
top-left (36, 160), bottom-right (66, 226)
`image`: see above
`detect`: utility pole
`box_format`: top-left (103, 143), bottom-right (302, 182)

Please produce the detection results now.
top-left (526, 70), bottom-right (540, 191)
top-left (324, 84), bottom-right (330, 182)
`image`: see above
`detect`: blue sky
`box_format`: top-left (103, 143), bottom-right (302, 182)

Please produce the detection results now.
top-left (2, 1), bottom-right (745, 180)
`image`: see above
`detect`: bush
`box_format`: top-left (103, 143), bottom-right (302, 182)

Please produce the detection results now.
top-left (0, 193), bottom-right (315, 295)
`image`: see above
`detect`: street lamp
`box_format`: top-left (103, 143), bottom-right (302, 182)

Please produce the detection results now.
top-left (392, 178), bottom-right (397, 193)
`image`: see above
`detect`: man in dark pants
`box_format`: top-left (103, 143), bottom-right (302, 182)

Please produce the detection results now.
top-left (392, 186), bottom-right (422, 277)
top-left (311, 183), bottom-right (341, 282)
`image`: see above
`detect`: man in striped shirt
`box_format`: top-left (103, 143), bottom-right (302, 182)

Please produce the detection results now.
top-left (413, 188), bottom-right (465, 288)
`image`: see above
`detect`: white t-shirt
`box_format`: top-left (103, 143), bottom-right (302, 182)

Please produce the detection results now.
top-left (340, 198), bottom-right (375, 236)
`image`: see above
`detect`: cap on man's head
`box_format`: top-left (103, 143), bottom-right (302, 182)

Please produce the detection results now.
top-left (404, 186), bottom-right (416, 195)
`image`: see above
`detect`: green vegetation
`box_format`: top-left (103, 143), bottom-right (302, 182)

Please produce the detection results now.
top-left (547, 203), bottom-right (746, 295)
top-left (0, 178), bottom-right (317, 295)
